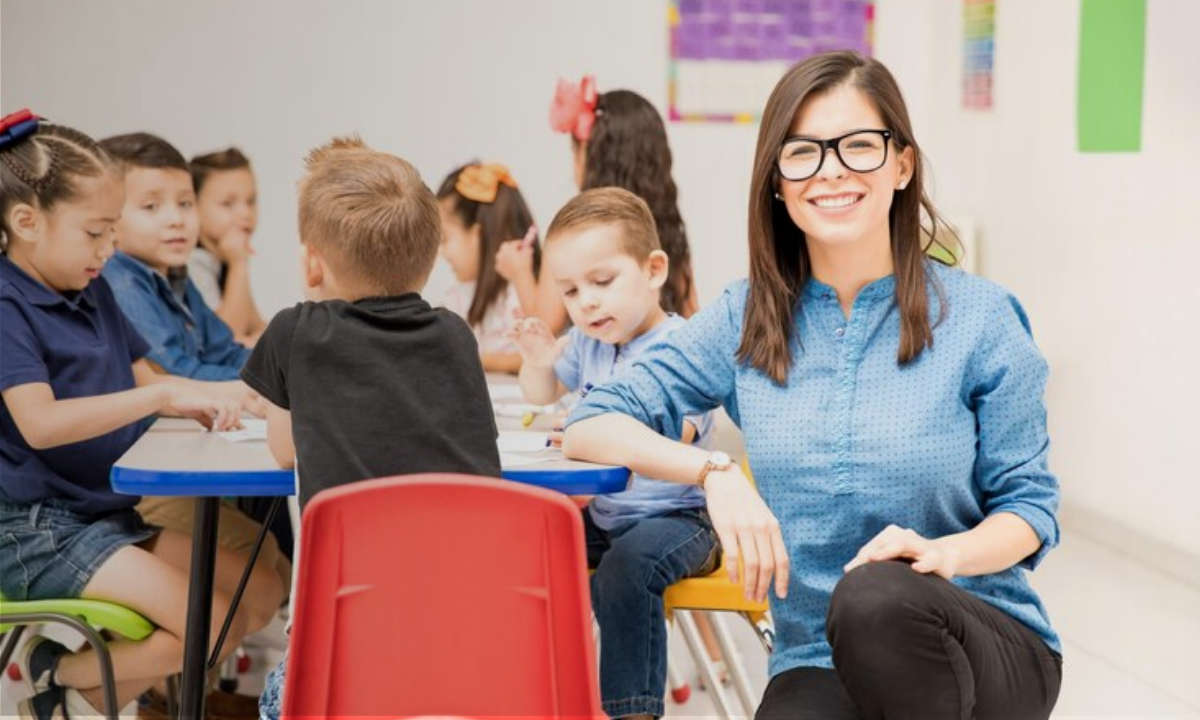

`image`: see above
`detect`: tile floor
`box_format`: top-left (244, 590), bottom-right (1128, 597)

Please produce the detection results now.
top-left (3, 525), bottom-right (1198, 719)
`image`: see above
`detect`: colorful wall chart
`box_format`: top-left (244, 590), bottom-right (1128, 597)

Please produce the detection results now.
top-left (669, 0), bottom-right (874, 123)
top-left (962, 0), bottom-right (995, 110)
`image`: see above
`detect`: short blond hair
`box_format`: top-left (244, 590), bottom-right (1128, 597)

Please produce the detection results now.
top-left (298, 135), bottom-right (440, 295)
top-left (545, 187), bottom-right (661, 262)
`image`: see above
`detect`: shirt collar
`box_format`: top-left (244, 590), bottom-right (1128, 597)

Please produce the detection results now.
top-left (802, 273), bottom-right (896, 302)
top-left (1, 255), bottom-right (98, 310)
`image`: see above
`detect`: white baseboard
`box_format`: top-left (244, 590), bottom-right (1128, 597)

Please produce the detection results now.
top-left (1059, 502), bottom-right (1200, 590)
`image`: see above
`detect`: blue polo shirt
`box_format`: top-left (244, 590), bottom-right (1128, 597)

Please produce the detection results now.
top-left (0, 257), bottom-right (151, 514)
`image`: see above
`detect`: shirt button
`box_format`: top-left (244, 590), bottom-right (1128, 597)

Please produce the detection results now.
top-left (835, 327), bottom-right (845, 337)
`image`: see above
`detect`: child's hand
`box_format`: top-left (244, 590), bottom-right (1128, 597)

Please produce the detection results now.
top-left (217, 226), bottom-right (254, 264)
top-left (509, 317), bottom-right (569, 368)
top-left (163, 386), bottom-right (242, 431)
top-left (494, 226), bottom-right (537, 282)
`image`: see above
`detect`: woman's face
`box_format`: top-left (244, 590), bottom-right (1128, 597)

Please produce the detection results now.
top-left (776, 84), bottom-right (912, 255)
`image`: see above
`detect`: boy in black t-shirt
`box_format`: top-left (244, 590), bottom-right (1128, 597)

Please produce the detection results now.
top-left (243, 136), bottom-right (502, 720)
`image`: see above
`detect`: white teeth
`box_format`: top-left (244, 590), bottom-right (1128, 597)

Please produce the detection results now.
top-left (812, 195), bottom-right (860, 209)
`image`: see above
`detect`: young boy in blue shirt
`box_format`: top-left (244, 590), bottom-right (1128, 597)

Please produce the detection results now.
top-left (99, 132), bottom-right (251, 382)
top-left (510, 187), bottom-right (719, 719)
top-left (96, 133), bottom-right (289, 716)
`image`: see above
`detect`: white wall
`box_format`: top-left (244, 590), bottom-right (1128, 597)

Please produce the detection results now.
top-left (881, 0), bottom-right (1200, 566)
top-left (3, 0), bottom-right (1197, 562)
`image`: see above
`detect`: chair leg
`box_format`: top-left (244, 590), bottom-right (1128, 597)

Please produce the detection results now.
top-left (0, 613), bottom-right (122, 720)
top-left (666, 648), bottom-right (691, 704)
top-left (677, 610), bottom-right (739, 717)
top-left (0, 625), bottom-right (28, 671)
top-left (710, 612), bottom-right (758, 713)
top-left (166, 674), bottom-right (181, 717)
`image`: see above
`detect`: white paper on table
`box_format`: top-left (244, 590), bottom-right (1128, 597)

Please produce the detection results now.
top-left (488, 384), bottom-right (525, 402)
top-left (499, 452), bottom-right (556, 467)
top-left (217, 418), bottom-right (268, 442)
top-left (497, 431), bottom-right (549, 453)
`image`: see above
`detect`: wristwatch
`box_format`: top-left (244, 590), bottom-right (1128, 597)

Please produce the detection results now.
top-left (696, 451), bottom-right (733, 489)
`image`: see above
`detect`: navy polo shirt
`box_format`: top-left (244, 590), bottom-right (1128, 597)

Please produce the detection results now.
top-left (0, 256), bottom-right (151, 514)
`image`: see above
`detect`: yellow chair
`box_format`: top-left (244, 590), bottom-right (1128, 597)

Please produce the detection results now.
top-left (0, 594), bottom-right (158, 719)
top-left (663, 458), bottom-right (774, 717)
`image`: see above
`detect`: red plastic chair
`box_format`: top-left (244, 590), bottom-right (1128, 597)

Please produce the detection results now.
top-left (282, 474), bottom-right (603, 720)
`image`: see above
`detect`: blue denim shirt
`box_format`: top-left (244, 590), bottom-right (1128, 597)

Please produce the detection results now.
top-left (102, 252), bottom-right (249, 381)
top-left (569, 263), bottom-right (1061, 676)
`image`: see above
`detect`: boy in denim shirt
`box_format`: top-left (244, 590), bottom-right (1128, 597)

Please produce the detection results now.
top-left (100, 132), bottom-right (250, 381)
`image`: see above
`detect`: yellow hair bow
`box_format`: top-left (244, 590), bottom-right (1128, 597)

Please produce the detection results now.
top-left (456, 163), bottom-right (518, 204)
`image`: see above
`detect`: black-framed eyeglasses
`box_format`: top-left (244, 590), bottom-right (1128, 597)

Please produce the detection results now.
top-left (776, 129), bottom-right (893, 181)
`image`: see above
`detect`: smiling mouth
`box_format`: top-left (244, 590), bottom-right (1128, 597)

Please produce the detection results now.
top-left (808, 193), bottom-right (864, 210)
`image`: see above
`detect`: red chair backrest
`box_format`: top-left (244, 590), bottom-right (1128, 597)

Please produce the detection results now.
top-left (282, 474), bottom-right (602, 719)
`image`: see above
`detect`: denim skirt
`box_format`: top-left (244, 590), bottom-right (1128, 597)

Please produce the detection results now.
top-left (0, 500), bottom-right (160, 600)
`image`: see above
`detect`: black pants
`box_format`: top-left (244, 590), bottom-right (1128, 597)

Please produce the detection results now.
top-left (756, 561), bottom-right (1062, 720)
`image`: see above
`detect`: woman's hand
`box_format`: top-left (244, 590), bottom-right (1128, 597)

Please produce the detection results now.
top-left (494, 226), bottom-right (537, 283)
top-left (843, 524), bottom-right (962, 580)
top-left (704, 466), bottom-right (790, 603)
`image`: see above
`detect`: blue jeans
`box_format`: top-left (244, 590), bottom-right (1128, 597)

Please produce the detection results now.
top-left (259, 650), bottom-right (285, 720)
top-left (584, 508), bottom-right (719, 718)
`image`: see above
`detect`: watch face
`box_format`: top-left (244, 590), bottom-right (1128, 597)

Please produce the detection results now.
top-left (711, 451), bottom-right (732, 468)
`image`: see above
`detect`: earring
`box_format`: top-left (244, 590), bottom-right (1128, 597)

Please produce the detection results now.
top-left (897, 181), bottom-right (908, 190)
top-left (773, 192), bottom-right (783, 201)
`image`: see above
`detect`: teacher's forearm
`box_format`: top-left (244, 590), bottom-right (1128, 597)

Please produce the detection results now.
top-left (563, 413), bottom-right (708, 485)
top-left (935, 512), bottom-right (1043, 578)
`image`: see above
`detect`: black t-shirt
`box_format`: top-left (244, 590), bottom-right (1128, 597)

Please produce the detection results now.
top-left (241, 293), bottom-right (501, 509)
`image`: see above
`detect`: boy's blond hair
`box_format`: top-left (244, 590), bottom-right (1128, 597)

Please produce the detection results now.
top-left (298, 136), bottom-right (440, 295)
top-left (545, 187), bottom-right (661, 261)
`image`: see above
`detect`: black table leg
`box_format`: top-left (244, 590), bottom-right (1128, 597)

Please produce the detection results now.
top-left (179, 497), bottom-right (219, 719)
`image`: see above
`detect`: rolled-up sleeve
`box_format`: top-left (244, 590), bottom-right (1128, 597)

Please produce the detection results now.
top-left (970, 293), bottom-right (1060, 569)
top-left (568, 281), bottom-right (746, 439)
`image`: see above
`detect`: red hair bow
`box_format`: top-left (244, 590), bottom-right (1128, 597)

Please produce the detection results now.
top-left (549, 76), bottom-right (598, 142)
top-left (0, 109), bottom-right (40, 150)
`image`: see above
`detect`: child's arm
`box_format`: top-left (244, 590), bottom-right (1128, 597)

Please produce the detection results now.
top-left (510, 318), bottom-right (570, 405)
top-left (132, 361), bottom-right (264, 416)
top-left (260, 398), bottom-right (295, 469)
top-left (494, 229), bottom-right (569, 335)
top-left (2, 378), bottom-right (241, 449)
top-left (213, 228), bottom-right (267, 345)
top-left (481, 352), bottom-right (524, 375)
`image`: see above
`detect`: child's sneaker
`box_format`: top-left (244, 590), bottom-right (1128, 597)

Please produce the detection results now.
top-left (20, 636), bottom-right (69, 696)
top-left (17, 686), bottom-right (68, 720)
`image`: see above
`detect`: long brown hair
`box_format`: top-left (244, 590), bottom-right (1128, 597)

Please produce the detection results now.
top-left (579, 90), bottom-right (695, 316)
top-left (740, 51), bottom-right (957, 384)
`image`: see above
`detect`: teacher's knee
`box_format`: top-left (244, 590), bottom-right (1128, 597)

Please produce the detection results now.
top-left (827, 560), bottom-right (926, 648)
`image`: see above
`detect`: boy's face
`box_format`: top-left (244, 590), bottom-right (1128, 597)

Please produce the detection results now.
top-left (114, 167), bottom-right (198, 275)
top-left (437, 197), bottom-right (479, 283)
top-left (546, 224), bottom-right (667, 346)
